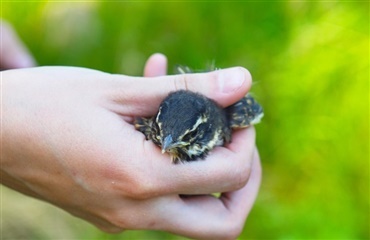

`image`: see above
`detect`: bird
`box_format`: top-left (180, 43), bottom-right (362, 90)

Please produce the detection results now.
top-left (134, 67), bottom-right (263, 163)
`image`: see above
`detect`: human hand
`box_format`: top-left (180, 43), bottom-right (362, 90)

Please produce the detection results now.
top-left (0, 21), bottom-right (36, 70)
top-left (142, 54), bottom-right (262, 238)
top-left (1, 54), bottom-right (261, 239)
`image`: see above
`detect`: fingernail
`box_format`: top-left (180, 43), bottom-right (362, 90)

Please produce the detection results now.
top-left (217, 67), bottom-right (245, 93)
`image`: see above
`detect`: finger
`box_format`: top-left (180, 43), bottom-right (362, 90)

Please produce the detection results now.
top-left (0, 21), bottom-right (36, 69)
top-left (158, 195), bottom-right (235, 240)
top-left (144, 126), bottom-right (256, 195)
top-left (156, 147), bottom-right (262, 239)
top-left (143, 53), bottom-right (167, 77)
top-left (109, 67), bottom-right (252, 116)
top-left (220, 147), bottom-right (262, 221)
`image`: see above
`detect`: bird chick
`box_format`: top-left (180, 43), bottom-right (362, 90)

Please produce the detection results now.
top-left (135, 90), bottom-right (263, 163)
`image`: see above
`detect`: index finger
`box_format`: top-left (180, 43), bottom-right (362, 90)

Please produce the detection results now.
top-left (143, 126), bottom-right (256, 195)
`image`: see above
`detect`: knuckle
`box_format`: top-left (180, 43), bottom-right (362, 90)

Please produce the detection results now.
top-left (227, 225), bottom-right (244, 240)
top-left (104, 206), bottom-right (157, 230)
top-left (233, 163), bottom-right (251, 189)
top-left (219, 218), bottom-right (244, 240)
top-left (97, 163), bottom-right (153, 200)
top-left (121, 173), bottom-right (157, 200)
top-left (202, 214), bottom-right (245, 240)
top-left (173, 74), bottom-right (189, 91)
top-left (108, 213), bottom-right (131, 229)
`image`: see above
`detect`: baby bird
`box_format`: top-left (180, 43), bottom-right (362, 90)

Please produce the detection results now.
top-left (134, 68), bottom-right (263, 163)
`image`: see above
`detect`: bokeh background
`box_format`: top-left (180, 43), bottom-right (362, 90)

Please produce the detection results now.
top-left (1, 1), bottom-right (368, 239)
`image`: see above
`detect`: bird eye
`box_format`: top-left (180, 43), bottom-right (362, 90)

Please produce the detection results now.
top-left (183, 130), bottom-right (198, 142)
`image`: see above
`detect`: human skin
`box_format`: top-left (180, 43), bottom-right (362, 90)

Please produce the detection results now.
top-left (0, 21), bottom-right (36, 69)
top-left (0, 23), bottom-right (262, 239)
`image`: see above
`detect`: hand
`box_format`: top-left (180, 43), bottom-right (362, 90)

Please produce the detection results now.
top-left (1, 54), bottom-right (261, 239)
top-left (0, 21), bottom-right (36, 70)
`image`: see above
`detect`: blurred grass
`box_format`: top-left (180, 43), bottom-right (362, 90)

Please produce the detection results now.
top-left (1, 1), bottom-right (369, 239)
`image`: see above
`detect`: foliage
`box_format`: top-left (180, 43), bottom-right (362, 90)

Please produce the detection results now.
top-left (1, 1), bottom-right (369, 239)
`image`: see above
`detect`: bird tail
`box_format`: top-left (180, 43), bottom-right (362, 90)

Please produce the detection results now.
top-left (225, 94), bottom-right (264, 129)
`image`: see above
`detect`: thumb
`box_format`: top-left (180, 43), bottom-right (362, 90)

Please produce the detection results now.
top-left (109, 67), bottom-right (252, 116)
top-left (0, 21), bottom-right (36, 70)
top-left (143, 53), bottom-right (168, 77)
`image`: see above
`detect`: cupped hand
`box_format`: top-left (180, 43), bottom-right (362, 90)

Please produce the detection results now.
top-left (1, 53), bottom-right (261, 240)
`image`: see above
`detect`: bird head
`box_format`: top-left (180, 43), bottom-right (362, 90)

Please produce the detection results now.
top-left (155, 91), bottom-right (211, 161)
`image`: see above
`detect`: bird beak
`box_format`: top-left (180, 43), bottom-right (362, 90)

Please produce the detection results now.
top-left (162, 135), bottom-right (174, 153)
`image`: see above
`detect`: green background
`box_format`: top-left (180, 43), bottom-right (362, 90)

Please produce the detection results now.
top-left (1, 1), bottom-right (369, 239)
